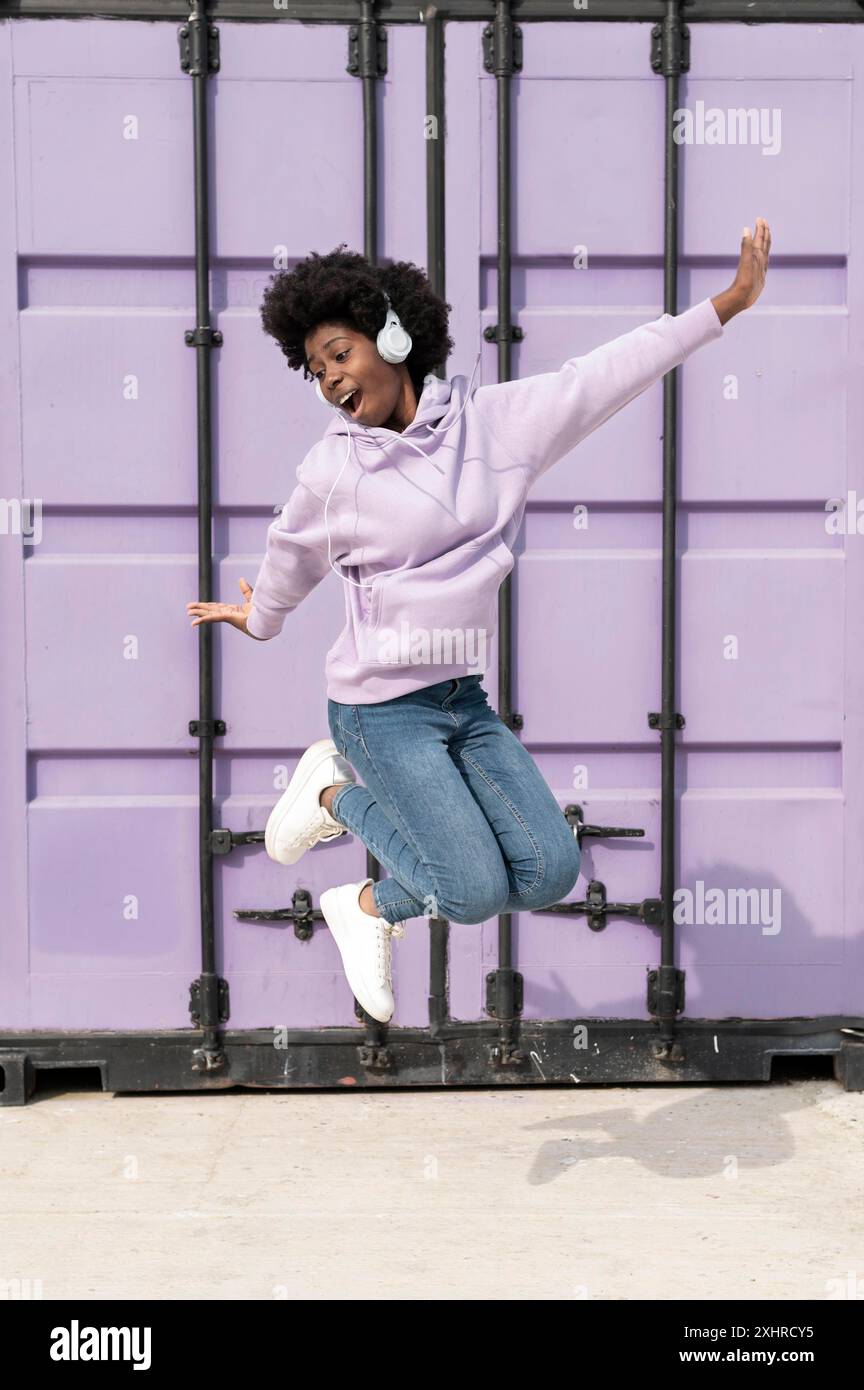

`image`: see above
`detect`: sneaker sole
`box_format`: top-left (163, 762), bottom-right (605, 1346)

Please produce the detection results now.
top-left (265, 738), bottom-right (346, 865)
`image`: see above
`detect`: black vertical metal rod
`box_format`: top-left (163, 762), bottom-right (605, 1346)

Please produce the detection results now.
top-left (423, 4), bottom-right (450, 1030)
top-left (360, 0), bottom-right (378, 258)
top-left (424, 5), bottom-right (445, 304)
top-left (350, 1), bottom-right (395, 1039)
top-left (186, 0), bottom-right (223, 1063)
top-left (658, 0), bottom-right (685, 1040)
top-left (488, 0), bottom-right (520, 1060)
top-left (357, 0), bottom-right (382, 901)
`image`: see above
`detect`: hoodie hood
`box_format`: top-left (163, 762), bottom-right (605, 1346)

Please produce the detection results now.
top-left (320, 368), bottom-right (471, 473)
top-left (323, 369), bottom-right (456, 434)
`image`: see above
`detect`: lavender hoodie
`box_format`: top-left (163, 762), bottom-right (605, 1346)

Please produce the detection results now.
top-left (246, 297), bottom-right (724, 703)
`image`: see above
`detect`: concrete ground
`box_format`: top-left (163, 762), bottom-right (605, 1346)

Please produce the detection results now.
top-left (1, 1068), bottom-right (862, 1301)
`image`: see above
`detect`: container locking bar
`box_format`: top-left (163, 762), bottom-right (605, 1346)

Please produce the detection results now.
top-left (485, 0), bottom-right (523, 1067)
top-left (234, 887), bottom-right (320, 942)
top-left (564, 802), bottom-right (646, 845)
top-left (180, 0), bottom-right (227, 1068)
top-left (651, 0), bottom-right (690, 1044)
top-left (209, 828), bottom-right (263, 854)
top-left (539, 807), bottom-right (657, 929)
top-left (533, 880), bottom-right (663, 933)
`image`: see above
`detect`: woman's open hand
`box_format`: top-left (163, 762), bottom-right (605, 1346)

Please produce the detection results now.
top-left (716, 216), bottom-right (777, 325)
top-left (186, 577), bottom-right (256, 635)
top-left (732, 217), bottom-right (771, 310)
top-left (712, 218), bottom-right (771, 323)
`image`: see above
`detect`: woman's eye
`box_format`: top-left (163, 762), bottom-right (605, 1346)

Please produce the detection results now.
top-left (312, 348), bottom-right (349, 381)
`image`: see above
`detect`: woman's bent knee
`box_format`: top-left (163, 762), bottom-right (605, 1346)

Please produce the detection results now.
top-left (515, 839), bottom-right (582, 911)
top-left (434, 872), bottom-right (512, 925)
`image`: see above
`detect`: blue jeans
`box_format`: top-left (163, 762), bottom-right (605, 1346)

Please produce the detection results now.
top-left (327, 675), bottom-right (582, 925)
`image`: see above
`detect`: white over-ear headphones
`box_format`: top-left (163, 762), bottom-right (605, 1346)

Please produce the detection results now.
top-left (313, 288), bottom-right (412, 405)
top-left (376, 289), bottom-right (413, 363)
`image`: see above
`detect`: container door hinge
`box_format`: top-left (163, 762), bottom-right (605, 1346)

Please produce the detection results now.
top-left (234, 887), bottom-right (320, 942)
top-left (647, 965), bottom-right (685, 1017)
top-left (189, 719), bottom-right (226, 738)
top-left (178, 17), bottom-right (220, 76)
top-left (650, 15), bottom-right (689, 76)
top-left (485, 967), bottom-right (523, 1019)
top-left (347, 20), bottom-right (387, 78)
top-left (648, 711), bottom-right (685, 731)
top-left (189, 974), bottom-right (230, 1027)
top-left (482, 15), bottom-right (523, 77)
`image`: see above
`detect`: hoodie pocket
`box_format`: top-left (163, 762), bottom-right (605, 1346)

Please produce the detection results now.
top-left (357, 541), bottom-right (513, 671)
top-left (366, 572), bottom-right (385, 629)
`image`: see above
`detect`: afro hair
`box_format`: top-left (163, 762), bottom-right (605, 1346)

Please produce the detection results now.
top-left (259, 244), bottom-right (455, 400)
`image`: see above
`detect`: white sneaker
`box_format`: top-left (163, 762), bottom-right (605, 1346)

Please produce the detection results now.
top-left (320, 877), bottom-right (405, 1024)
top-left (265, 738), bottom-right (356, 866)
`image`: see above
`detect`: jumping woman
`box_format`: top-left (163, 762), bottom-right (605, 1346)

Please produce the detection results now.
top-left (186, 222), bottom-right (771, 1025)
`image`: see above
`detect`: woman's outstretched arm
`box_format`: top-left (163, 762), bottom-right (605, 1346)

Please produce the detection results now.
top-left (186, 473), bottom-right (331, 641)
top-left (472, 218), bottom-right (772, 484)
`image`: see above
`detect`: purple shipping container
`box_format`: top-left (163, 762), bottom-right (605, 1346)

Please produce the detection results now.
top-left (1, 1), bottom-right (863, 1100)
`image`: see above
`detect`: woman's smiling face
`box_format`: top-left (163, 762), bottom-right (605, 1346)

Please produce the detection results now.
top-left (305, 321), bottom-right (415, 431)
